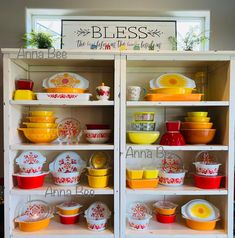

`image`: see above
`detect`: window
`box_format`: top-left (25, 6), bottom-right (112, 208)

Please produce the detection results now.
top-left (29, 13), bottom-right (209, 50)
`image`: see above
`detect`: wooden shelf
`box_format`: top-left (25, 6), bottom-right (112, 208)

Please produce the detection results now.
top-left (10, 100), bottom-right (114, 107)
top-left (126, 217), bottom-right (226, 238)
top-left (12, 216), bottom-right (114, 238)
top-left (11, 182), bottom-right (114, 196)
top-left (126, 101), bottom-right (229, 107)
top-left (126, 183), bottom-right (227, 195)
top-left (126, 144), bottom-right (228, 151)
top-left (10, 143), bottom-right (114, 150)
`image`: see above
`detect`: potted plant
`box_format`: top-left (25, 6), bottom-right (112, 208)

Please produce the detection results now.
top-left (168, 27), bottom-right (209, 51)
top-left (23, 31), bottom-right (54, 49)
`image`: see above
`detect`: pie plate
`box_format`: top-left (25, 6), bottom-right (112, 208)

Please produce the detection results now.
top-left (17, 200), bottom-right (53, 222)
top-left (181, 199), bottom-right (220, 222)
top-left (15, 151), bottom-right (46, 165)
top-left (42, 72), bottom-right (89, 89)
top-left (84, 202), bottom-right (111, 220)
top-left (128, 202), bottom-right (151, 219)
top-left (89, 152), bottom-right (110, 169)
top-left (49, 151), bottom-right (86, 173)
top-left (161, 152), bottom-right (184, 173)
top-left (57, 118), bottom-right (81, 144)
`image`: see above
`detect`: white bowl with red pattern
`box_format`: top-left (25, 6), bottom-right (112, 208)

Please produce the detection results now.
top-left (18, 163), bottom-right (44, 175)
top-left (158, 170), bottom-right (186, 186)
top-left (51, 171), bottom-right (81, 186)
top-left (193, 162), bottom-right (221, 176)
top-left (128, 213), bottom-right (152, 231)
top-left (86, 218), bottom-right (108, 231)
top-left (84, 130), bottom-right (111, 144)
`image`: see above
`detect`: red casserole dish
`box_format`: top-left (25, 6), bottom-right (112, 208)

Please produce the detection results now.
top-left (155, 213), bottom-right (176, 223)
top-left (86, 124), bottom-right (110, 130)
top-left (13, 172), bottom-right (48, 189)
top-left (58, 212), bottom-right (80, 224)
top-left (193, 174), bottom-right (223, 189)
top-left (16, 79), bottom-right (34, 90)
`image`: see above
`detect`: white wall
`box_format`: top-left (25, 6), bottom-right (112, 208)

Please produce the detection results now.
top-left (0, 0), bottom-right (235, 176)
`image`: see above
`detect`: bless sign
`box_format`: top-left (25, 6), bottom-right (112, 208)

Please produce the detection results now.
top-left (62, 19), bottom-right (176, 50)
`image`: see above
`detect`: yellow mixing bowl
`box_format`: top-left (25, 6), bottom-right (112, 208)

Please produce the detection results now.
top-left (126, 169), bottom-right (144, 179)
top-left (87, 167), bottom-right (111, 176)
top-left (128, 131), bottom-right (160, 144)
top-left (27, 116), bottom-right (57, 123)
top-left (30, 111), bottom-right (54, 117)
top-left (150, 88), bottom-right (194, 94)
top-left (18, 128), bottom-right (58, 143)
top-left (87, 175), bottom-right (109, 188)
top-left (23, 122), bottom-right (58, 128)
top-left (185, 117), bottom-right (210, 122)
top-left (187, 112), bottom-right (208, 117)
top-left (16, 217), bottom-right (52, 232)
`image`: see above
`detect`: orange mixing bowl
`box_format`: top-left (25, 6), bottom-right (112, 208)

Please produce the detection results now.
top-left (46, 88), bottom-right (86, 93)
top-left (185, 218), bottom-right (218, 230)
top-left (181, 129), bottom-right (216, 144)
top-left (181, 122), bottom-right (213, 129)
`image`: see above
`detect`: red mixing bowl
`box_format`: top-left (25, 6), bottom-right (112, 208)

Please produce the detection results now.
top-left (58, 213), bottom-right (80, 224)
top-left (14, 172), bottom-right (48, 189)
top-left (193, 174), bottom-right (223, 189)
top-left (156, 213), bottom-right (176, 223)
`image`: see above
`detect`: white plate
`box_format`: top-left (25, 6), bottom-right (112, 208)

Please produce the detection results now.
top-left (36, 93), bottom-right (92, 101)
top-left (49, 151), bottom-right (86, 173)
top-left (181, 199), bottom-right (220, 221)
top-left (15, 151), bottom-right (46, 165)
top-left (43, 72), bottom-right (89, 89)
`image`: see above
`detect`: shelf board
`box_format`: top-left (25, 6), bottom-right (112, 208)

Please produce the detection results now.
top-left (10, 100), bottom-right (114, 106)
top-left (11, 182), bottom-right (114, 195)
top-left (12, 216), bottom-right (114, 238)
top-left (126, 101), bottom-right (229, 107)
top-left (126, 217), bottom-right (226, 238)
top-left (10, 143), bottom-right (114, 150)
top-left (126, 183), bottom-right (227, 195)
top-left (126, 144), bottom-right (228, 151)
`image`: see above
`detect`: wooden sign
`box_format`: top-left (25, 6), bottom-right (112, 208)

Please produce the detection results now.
top-left (61, 19), bottom-right (176, 50)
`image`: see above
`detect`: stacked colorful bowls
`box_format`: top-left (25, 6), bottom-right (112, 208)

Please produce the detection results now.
top-left (181, 112), bottom-right (216, 144)
top-left (14, 151), bottom-right (48, 189)
top-left (193, 151), bottom-right (223, 189)
top-left (57, 201), bottom-right (83, 225)
top-left (153, 200), bottom-right (177, 223)
top-left (87, 152), bottom-right (111, 188)
top-left (181, 199), bottom-right (220, 230)
top-left (19, 111), bottom-right (58, 143)
top-left (128, 112), bottom-right (160, 144)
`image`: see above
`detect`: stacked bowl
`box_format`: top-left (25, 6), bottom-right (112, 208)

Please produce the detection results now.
top-left (87, 152), bottom-right (111, 188)
top-left (19, 111), bottom-right (58, 143)
top-left (181, 112), bottom-right (216, 144)
top-left (193, 151), bottom-right (223, 189)
top-left (181, 199), bottom-right (220, 230)
top-left (56, 201), bottom-right (83, 225)
top-left (84, 202), bottom-right (111, 231)
top-left (14, 151), bottom-right (48, 189)
top-left (153, 200), bottom-right (177, 223)
top-left (127, 112), bottom-right (160, 144)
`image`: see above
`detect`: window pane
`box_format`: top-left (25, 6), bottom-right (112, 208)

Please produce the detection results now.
top-left (35, 19), bottom-right (61, 48)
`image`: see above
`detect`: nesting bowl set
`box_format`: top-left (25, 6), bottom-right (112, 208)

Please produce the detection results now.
top-left (87, 152), bottom-right (111, 188)
top-left (19, 111), bottom-right (58, 143)
top-left (128, 112), bottom-right (160, 144)
top-left (181, 112), bottom-right (216, 144)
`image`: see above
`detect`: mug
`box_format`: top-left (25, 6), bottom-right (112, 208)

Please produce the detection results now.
top-left (127, 86), bottom-right (146, 101)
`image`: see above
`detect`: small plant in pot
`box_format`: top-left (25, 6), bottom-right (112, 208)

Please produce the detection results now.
top-left (23, 31), bottom-right (54, 49)
top-left (168, 27), bottom-right (209, 51)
